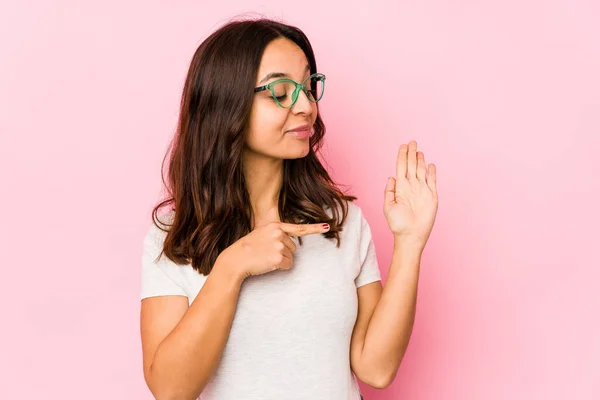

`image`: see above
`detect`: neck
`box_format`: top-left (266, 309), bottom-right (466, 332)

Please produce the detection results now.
top-left (242, 149), bottom-right (284, 226)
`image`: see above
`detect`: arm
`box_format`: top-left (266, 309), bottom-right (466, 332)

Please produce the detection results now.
top-left (352, 140), bottom-right (437, 388)
top-left (140, 221), bottom-right (328, 399)
top-left (140, 258), bottom-right (245, 400)
top-left (350, 238), bottom-right (422, 389)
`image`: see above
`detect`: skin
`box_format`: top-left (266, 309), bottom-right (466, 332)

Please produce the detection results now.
top-left (351, 141), bottom-right (438, 387)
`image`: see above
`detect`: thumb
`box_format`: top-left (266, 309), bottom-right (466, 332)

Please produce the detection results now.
top-left (384, 176), bottom-right (396, 204)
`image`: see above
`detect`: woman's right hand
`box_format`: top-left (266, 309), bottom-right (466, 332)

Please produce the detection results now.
top-left (216, 222), bottom-right (330, 280)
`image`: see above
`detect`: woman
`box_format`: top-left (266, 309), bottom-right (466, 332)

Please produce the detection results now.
top-left (140, 17), bottom-right (438, 400)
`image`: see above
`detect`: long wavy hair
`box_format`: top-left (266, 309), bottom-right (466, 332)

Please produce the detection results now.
top-left (151, 17), bottom-right (357, 275)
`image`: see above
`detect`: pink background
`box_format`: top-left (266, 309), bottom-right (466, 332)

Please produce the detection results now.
top-left (1, 0), bottom-right (599, 399)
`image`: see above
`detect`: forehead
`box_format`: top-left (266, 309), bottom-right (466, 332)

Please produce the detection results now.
top-left (256, 37), bottom-right (310, 82)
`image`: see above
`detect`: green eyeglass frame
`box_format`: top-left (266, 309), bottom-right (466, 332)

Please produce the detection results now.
top-left (253, 73), bottom-right (326, 108)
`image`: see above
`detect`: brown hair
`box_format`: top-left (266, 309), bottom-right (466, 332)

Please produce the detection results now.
top-left (152, 17), bottom-right (356, 275)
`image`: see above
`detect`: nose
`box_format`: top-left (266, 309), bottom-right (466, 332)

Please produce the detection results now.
top-left (290, 88), bottom-right (314, 115)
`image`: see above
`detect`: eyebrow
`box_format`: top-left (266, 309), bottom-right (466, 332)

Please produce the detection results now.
top-left (258, 65), bottom-right (311, 85)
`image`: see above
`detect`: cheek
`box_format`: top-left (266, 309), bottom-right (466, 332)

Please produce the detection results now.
top-left (311, 104), bottom-right (318, 123)
top-left (247, 103), bottom-right (288, 146)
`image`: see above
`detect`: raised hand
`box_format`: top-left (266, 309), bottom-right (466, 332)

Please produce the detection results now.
top-left (384, 140), bottom-right (439, 249)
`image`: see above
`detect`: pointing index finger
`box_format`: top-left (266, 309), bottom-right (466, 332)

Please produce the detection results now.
top-left (279, 222), bottom-right (330, 237)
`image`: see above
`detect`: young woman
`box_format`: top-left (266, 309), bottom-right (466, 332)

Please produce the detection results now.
top-left (140, 18), bottom-right (438, 400)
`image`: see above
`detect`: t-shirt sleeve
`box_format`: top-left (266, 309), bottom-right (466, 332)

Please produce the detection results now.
top-left (354, 207), bottom-right (382, 288)
top-left (140, 224), bottom-right (188, 300)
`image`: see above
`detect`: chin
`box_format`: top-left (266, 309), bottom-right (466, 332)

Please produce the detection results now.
top-left (282, 146), bottom-right (310, 159)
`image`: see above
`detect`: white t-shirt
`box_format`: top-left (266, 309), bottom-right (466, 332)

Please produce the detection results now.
top-left (141, 201), bottom-right (381, 400)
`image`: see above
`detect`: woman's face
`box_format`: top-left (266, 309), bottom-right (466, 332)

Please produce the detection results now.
top-left (245, 37), bottom-right (318, 160)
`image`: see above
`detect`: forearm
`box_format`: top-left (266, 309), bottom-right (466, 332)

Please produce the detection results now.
top-left (148, 259), bottom-right (244, 400)
top-left (361, 238), bottom-right (422, 384)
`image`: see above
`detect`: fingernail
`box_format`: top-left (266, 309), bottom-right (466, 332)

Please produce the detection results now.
top-left (322, 223), bottom-right (330, 230)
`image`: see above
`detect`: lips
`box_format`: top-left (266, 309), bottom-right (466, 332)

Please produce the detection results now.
top-left (286, 124), bottom-right (312, 139)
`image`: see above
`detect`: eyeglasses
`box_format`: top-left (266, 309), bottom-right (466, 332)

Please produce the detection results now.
top-left (253, 73), bottom-right (326, 108)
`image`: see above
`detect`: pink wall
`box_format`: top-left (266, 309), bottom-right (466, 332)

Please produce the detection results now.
top-left (1, 0), bottom-right (598, 399)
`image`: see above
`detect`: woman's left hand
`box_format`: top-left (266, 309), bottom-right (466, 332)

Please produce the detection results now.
top-left (384, 140), bottom-right (439, 249)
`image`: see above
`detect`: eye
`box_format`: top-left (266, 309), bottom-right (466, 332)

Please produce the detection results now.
top-left (269, 80), bottom-right (293, 103)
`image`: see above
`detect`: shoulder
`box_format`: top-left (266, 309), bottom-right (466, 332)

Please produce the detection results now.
top-left (346, 200), bottom-right (365, 220)
top-left (324, 199), bottom-right (362, 218)
top-left (332, 200), bottom-right (367, 227)
top-left (322, 200), bottom-right (368, 242)
top-left (142, 211), bottom-right (175, 254)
